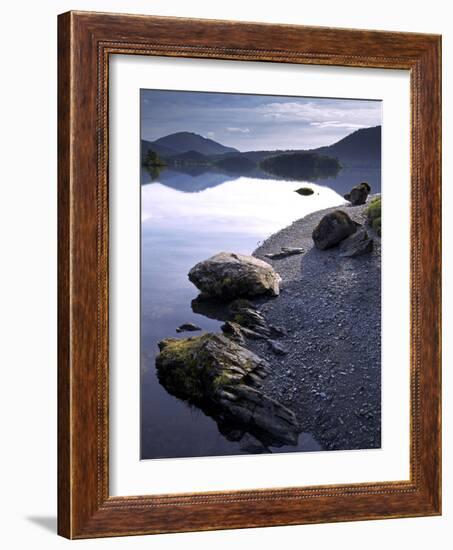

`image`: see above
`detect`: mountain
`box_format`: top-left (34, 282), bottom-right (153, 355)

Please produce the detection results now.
top-left (142, 127), bottom-right (380, 167)
top-left (311, 126), bottom-right (381, 167)
top-left (209, 127), bottom-right (381, 168)
top-left (149, 132), bottom-right (239, 156)
top-left (141, 126), bottom-right (381, 188)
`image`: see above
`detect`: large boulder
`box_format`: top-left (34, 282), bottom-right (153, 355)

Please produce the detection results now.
top-left (344, 182), bottom-right (371, 205)
top-left (188, 252), bottom-right (282, 300)
top-left (156, 333), bottom-right (300, 446)
top-left (312, 210), bottom-right (358, 250)
top-left (156, 333), bottom-right (267, 401)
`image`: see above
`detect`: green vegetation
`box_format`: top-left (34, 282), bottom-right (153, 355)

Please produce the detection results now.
top-left (232, 312), bottom-right (248, 326)
top-left (212, 371), bottom-right (234, 391)
top-left (156, 336), bottom-right (207, 402)
top-left (260, 152), bottom-right (341, 181)
top-left (156, 334), bottom-right (248, 402)
top-left (143, 150), bottom-right (167, 181)
top-left (366, 196), bottom-right (381, 236)
top-left (144, 149), bottom-right (166, 167)
top-left (146, 164), bottom-right (164, 181)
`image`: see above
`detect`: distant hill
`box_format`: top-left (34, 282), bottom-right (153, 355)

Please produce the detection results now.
top-left (211, 126), bottom-right (381, 168)
top-left (148, 132), bottom-right (239, 156)
top-left (312, 126), bottom-right (381, 168)
top-left (141, 126), bottom-right (381, 179)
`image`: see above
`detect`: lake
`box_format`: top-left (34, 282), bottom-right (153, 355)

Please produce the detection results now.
top-left (140, 166), bottom-right (380, 459)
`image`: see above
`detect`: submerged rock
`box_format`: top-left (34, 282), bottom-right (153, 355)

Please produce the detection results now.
top-left (156, 333), bottom-right (300, 446)
top-left (176, 323), bottom-right (202, 333)
top-left (312, 210), bottom-right (357, 250)
top-left (344, 182), bottom-right (371, 205)
top-left (188, 252), bottom-right (281, 300)
top-left (295, 187), bottom-right (314, 196)
top-left (339, 229), bottom-right (374, 257)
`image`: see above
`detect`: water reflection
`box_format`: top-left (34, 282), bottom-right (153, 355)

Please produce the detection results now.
top-left (141, 163), bottom-right (381, 196)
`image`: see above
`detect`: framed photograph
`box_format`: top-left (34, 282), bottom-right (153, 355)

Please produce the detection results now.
top-left (58, 11), bottom-right (441, 538)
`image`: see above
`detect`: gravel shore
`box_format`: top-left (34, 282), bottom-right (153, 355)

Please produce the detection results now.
top-left (249, 197), bottom-right (381, 451)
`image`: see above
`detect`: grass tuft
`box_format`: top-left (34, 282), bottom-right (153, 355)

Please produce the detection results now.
top-left (366, 197), bottom-right (381, 236)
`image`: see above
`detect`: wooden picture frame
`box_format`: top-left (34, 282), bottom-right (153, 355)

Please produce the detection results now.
top-left (58, 10), bottom-right (441, 539)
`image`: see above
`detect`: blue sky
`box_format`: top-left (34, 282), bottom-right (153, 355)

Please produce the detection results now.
top-left (141, 89), bottom-right (382, 151)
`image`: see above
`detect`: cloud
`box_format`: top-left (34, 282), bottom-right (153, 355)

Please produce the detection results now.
top-left (310, 121), bottom-right (367, 129)
top-left (255, 101), bottom-right (380, 127)
top-left (256, 101), bottom-right (330, 121)
top-left (226, 127), bottom-right (250, 133)
top-left (141, 89), bottom-right (382, 150)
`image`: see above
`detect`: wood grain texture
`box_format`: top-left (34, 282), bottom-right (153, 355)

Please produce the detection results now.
top-left (57, 10), bottom-right (442, 539)
top-left (57, 11), bottom-right (72, 538)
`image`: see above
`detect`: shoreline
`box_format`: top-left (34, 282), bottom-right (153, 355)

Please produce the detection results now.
top-left (247, 196), bottom-right (382, 451)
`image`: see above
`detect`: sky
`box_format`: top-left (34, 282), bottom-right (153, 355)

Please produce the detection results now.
top-left (141, 89), bottom-right (382, 152)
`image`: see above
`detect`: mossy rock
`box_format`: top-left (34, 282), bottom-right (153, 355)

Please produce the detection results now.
top-left (156, 333), bottom-right (268, 403)
top-left (155, 333), bottom-right (300, 447)
top-left (156, 336), bottom-right (206, 401)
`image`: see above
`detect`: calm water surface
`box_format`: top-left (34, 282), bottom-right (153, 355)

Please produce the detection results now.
top-left (140, 168), bottom-right (378, 459)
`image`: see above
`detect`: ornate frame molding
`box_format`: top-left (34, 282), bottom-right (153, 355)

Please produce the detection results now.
top-left (58, 11), bottom-right (441, 538)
